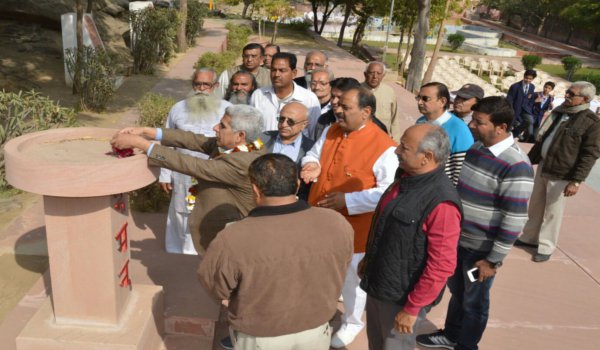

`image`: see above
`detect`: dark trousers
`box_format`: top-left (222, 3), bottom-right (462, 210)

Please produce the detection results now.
top-left (366, 296), bottom-right (426, 350)
top-left (444, 246), bottom-right (495, 350)
top-left (512, 112), bottom-right (535, 139)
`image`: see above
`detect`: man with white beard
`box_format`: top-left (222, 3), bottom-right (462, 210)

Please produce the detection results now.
top-left (160, 68), bottom-right (232, 255)
top-left (225, 71), bottom-right (257, 105)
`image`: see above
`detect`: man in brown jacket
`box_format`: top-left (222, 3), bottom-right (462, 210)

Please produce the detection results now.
top-left (110, 105), bottom-right (266, 254)
top-left (198, 154), bottom-right (353, 350)
top-left (518, 81), bottom-right (600, 262)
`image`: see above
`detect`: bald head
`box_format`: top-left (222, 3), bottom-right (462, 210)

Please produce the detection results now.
top-left (278, 102), bottom-right (309, 143)
top-left (396, 124), bottom-right (450, 175)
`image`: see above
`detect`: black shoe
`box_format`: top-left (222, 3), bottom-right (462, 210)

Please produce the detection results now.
top-left (514, 239), bottom-right (538, 248)
top-left (220, 336), bottom-right (233, 350)
top-left (416, 329), bottom-right (456, 349)
top-left (533, 253), bottom-right (551, 262)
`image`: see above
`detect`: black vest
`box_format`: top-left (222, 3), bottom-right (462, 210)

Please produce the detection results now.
top-left (360, 166), bottom-right (462, 305)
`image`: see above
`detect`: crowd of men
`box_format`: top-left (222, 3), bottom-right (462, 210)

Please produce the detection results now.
top-left (110, 43), bottom-right (600, 350)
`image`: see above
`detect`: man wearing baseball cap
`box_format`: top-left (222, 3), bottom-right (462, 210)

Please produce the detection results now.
top-left (452, 84), bottom-right (484, 125)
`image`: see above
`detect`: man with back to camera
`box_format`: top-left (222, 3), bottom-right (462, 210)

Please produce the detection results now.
top-left (199, 153), bottom-right (353, 350)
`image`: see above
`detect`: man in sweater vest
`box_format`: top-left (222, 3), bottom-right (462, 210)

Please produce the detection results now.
top-left (417, 97), bottom-right (534, 350)
top-left (301, 87), bottom-right (398, 348)
top-left (359, 124), bottom-right (462, 350)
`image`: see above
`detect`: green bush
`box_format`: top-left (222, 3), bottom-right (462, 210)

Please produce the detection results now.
top-left (447, 33), bottom-right (465, 51)
top-left (129, 92), bottom-right (176, 212)
top-left (521, 54), bottom-right (542, 70)
top-left (561, 56), bottom-right (582, 82)
top-left (136, 92), bottom-right (176, 127)
top-left (65, 46), bottom-right (117, 111)
top-left (131, 7), bottom-right (181, 74)
top-left (585, 73), bottom-right (600, 93)
top-left (0, 90), bottom-right (77, 191)
top-left (195, 22), bottom-right (252, 74)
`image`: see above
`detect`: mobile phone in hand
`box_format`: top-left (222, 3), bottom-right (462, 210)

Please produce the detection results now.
top-left (467, 267), bottom-right (479, 282)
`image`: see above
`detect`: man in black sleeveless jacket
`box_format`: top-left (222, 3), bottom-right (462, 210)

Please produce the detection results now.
top-left (359, 124), bottom-right (462, 350)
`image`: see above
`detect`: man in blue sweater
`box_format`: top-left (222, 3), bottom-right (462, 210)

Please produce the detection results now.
top-left (416, 82), bottom-right (474, 185)
top-left (417, 96), bottom-right (534, 350)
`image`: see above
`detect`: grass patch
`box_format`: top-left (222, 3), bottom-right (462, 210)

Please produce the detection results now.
top-left (261, 22), bottom-right (328, 49)
top-left (536, 64), bottom-right (600, 81)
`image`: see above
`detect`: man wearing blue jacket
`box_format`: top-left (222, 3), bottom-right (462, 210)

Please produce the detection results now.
top-left (507, 69), bottom-right (537, 141)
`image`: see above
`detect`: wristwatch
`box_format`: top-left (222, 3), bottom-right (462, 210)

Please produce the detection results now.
top-left (487, 260), bottom-right (503, 269)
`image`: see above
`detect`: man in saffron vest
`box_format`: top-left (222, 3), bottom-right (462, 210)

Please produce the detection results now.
top-left (301, 87), bottom-right (398, 348)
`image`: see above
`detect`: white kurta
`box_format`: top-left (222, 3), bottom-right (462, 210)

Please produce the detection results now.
top-left (159, 99), bottom-right (232, 254)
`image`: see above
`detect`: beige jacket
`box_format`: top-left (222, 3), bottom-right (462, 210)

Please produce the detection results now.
top-left (148, 128), bottom-right (267, 253)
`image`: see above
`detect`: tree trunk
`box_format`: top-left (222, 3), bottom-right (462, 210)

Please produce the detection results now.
top-left (271, 19), bottom-right (279, 44)
top-left (177, 0), bottom-right (188, 52)
top-left (536, 14), bottom-right (547, 36)
top-left (311, 1), bottom-right (320, 32)
top-left (319, 4), bottom-right (339, 35)
top-left (591, 31), bottom-right (600, 51)
top-left (565, 25), bottom-right (575, 45)
top-left (73, 0), bottom-right (84, 94)
top-left (337, 3), bottom-right (352, 47)
top-left (352, 15), bottom-right (367, 53)
top-left (399, 20), bottom-right (415, 81)
top-left (86, 0), bottom-right (93, 13)
top-left (422, 0), bottom-right (450, 85)
top-left (406, 0), bottom-right (431, 93)
top-left (242, 1), bottom-right (250, 18)
top-left (395, 26), bottom-right (405, 68)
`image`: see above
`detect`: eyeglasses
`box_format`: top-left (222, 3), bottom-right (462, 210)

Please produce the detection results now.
top-left (277, 116), bottom-right (306, 127)
top-left (415, 95), bottom-right (435, 102)
top-left (565, 90), bottom-right (584, 97)
top-left (193, 81), bottom-right (214, 88)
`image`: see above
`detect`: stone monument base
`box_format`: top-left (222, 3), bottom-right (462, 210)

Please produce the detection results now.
top-left (16, 284), bottom-right (164, 350)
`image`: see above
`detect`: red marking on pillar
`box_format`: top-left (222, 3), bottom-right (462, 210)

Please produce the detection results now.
top-left (114, 222), bottom-right (128, 252)
top-left (119, 260), bottom-right (131, 287)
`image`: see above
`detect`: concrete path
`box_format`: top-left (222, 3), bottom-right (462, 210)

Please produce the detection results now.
top-left (1, 18), bottom-right (600, 350)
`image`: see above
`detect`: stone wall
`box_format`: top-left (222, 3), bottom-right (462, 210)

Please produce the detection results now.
top-left (2, 0), bottom-right (131, 24)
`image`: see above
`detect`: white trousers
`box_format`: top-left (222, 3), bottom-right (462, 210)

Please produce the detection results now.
top-left (338, 252), bottom-right (367, 337)
top-left (165, 172), bottom-right (198, 255)
top-left (520, 169), bottom-right (568, 255)
top-left (234, 322), bottom-right (330, 350)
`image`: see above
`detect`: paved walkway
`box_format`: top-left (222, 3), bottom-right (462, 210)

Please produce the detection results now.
top-left (1, 18), bottom-right (600, 350)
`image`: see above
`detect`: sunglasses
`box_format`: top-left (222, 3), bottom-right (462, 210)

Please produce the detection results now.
top-left (565, 90), bottom-right (584, 97)
top-left (415, 95), bottom-right (435, 102)
top-left (277, 116), bottom-right (306, 127)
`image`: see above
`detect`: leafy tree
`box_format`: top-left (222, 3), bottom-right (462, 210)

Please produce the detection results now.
top-left (561, 0), bottom-right (600, 50)
top-left (447, 33), bottom-right (465, 50)
top-left (561, 56), bottom-right (582, 81)
top-left (521, 54), bottom-right (542, 70)
top-left (256, 0), bottom-right (295, 44)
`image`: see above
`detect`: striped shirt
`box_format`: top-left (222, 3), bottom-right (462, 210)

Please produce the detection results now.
top-left (417, 111), bottom-right (474, 186)
top-left (457, 136), bottom-right (534, 263)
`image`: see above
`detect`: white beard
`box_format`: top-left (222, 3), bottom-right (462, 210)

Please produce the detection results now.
top-left (227, 90), bottom-right (250, 105)
top-left (185, 90), bottom-right (222, 122)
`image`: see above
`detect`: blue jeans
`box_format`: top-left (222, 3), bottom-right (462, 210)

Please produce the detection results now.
top-left (444, 247), bottom-right (495, 350)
